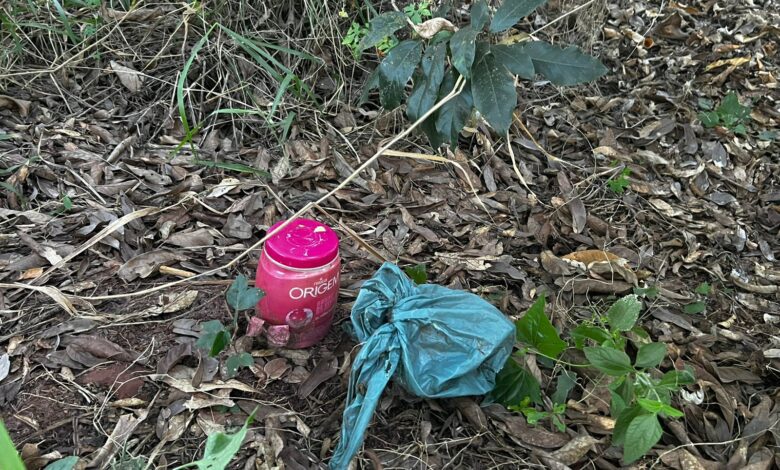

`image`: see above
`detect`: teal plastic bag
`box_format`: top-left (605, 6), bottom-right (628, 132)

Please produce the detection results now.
top-left (330, 263), bottom-right (515, 469)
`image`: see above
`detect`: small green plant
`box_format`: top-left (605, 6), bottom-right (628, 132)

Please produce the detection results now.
top-left (491, 294), bottom-right (695, 464)
top-left (404, 1), bottom-right (432, 25)
top-left (342, 21), bottom-right (368, 59)
top-left (361, 0), bottom-right (607, 147)
top-left (683, 281), bottom-right (710, 314)
top-left (404, 263), bottom-right (428, 284)
top-left (196, 275), bottom-right (263, 378)
top-left (633, 284), bottom-right (659, 299)
top-left (172, 410), bottom-right (256, 470)
top-left (607, 167), bottom-right (631, 194)
top-left (698, 92), bottom-right (751, 135)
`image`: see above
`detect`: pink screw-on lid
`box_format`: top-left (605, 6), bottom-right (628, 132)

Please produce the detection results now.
top-left (264, 218), bottom-right (339, 269)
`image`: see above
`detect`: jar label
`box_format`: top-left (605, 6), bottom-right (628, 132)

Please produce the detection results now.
top-left (288, 274), bottom-right (339, 300)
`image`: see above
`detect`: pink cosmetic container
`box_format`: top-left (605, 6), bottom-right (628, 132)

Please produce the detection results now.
top-left (255, 218), bottom-right (340, 348)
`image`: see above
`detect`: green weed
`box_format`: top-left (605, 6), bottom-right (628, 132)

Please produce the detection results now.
top-left (196, 275), bottom-right (263, 378)
top-left (491, 294), bottom-right (694, 464)
top-left (361, 0), bottom-right (607, 147)
top-left (607, 167), bottom-right (631, 194)
top-left (698, 92), bottom-right (751, 135)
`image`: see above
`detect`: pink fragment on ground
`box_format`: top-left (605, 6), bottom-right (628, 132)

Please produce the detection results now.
top-left (266, 325), bottom-right (290, 347)
top-left (247, 317), bottom-right (265, 337)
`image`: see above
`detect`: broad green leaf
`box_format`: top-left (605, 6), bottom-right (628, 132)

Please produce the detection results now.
top-left (571, 324), bottom-right (611, 349)
top-left (471, 52), bottom-right (517, 134)
top-left (210, 330), bottom-right (230, 357)
top-left (717, 92), bottom-right (750, 124)
top-left (226, 275), bottom-right (265, 311)
top-left (683, 301), bottom-right (706, 314)
top-left (551, 370), bottom-right (577, 405)
top-left (521, 41), bottom-right (608, 86)
top-left (623, 412), bottom-right (663, 463)
top-left (606, 294), bottom-right (642, 332)
top-left (698, 111), bottom-right (720, 128)
top-left (196, 321), bottom-right (230, 357)
top-left (470, 0), bottom-right (490, 30)
top-left (0, 420), bottom-right (25, 470)
top-left (637, 398), bottom-right (684, 417)
top-left (635, 342), bottom-right (666, 369)
top-left (226, 352), bottom-right (254, 378)
top-left (378, 40), bottom-right (423, 109)
top-left (189, 411), bottom-right (256, 470)
top-left (584, 346), bottom-right (634, 376)
top-left (407, 42), bottom-right (447, 122)
top-left (613, 405), bottom-right (643, 446)
top-left (435, 71), bottom-right (473, 146)
top-left (490, 0), bottom-right (546, 33)
top-left (609, 376), bottom-right (634, 417)
top-left (656, 369), bottom-right (695, 390)
top-left (695, 282), bottom-right (711, 295)
top-left (360, 11), bottom-right (407, 50)
top-left (44, 456), bottom-right (79, 470)
top-left (201, 320), bottom-right (225, 334)
top-left (491, 43), bottom-right (535, 80)
top-left (489, 357), bottom-right (542, 406)
top-left (450, 27), bottom-right (479, 78)
top-left (404, 264), bottom-right (428, 284)
top-left (515, 295), bottom-right (567, 359)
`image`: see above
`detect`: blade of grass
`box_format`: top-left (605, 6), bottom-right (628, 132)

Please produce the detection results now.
top-left (191, 159), bottom-right (270, 178)
top-left (177, 24), bottom-right (217, 136)
top-left (50, 0), bottom-right (80, 43)
top-left (268, 73), bottom-right (294, 122)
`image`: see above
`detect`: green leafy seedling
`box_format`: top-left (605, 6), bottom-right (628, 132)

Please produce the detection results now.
top-left (404, 263), bottom-right (428, 284)
top-left (225, 352), bottom-right (254, 378)
top-left (362, 0), bottom-right (607, 146)
top-left (607, 167), bottom-right (631, 194)
top-left (404, 1), bottom-right (432, 24)
top-left (492, 293), bottom-right (695, 463)
top-left (684, 281), bottom-right (711, 314)
top-left (342, 22), bottom-right (368, 59)
top-left (698, 92), bottom-right (751, 134)
top-left (633, 285), bottom-right (659, 299)
top-left (0, 420), bottom-right (25, 470)
top-left (226, 274), bottom-right (265, 312)
top-left (174, 409), bottom-right (256, 470)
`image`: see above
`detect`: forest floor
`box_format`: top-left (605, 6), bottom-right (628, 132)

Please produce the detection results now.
top-left (0, 0), bottom-right (778, 469)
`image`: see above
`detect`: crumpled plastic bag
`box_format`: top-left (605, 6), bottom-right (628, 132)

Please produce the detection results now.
top-left (330, 262), bottom-right (515, 469)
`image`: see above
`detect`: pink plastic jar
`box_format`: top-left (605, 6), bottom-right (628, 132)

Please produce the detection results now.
top-left (255, 219), bottom-right (340, 348)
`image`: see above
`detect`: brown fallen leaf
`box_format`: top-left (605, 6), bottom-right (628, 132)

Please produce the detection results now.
top-left (561, 250), bottom-right (621, 264)
top-left (265, 357), bottom-right (290, 381)
top-left (79, 363), bottom-right (146, 399)
top-left (116, 249), bottom-right (187, 282)
top-left (568, 198), bottom-right (587, 234)
top-left (64, 335), bottom-right (141, 363)
top-left (548, 435), bottom-right (600, 466)
top-left (110, 61), bottom-right (143, 93)
top-left (413, 17), bottom-right (456, 39)
top-left (0, 94), bottom-right (32, 116)
top-left (157, 342), bottom-right (194, 374)
top-left (87, 411), bottom-right (148, 468)
top-left (298, 356), bottom-right (337, 398)
top-left (485, 406), bottom-right (570, 449)
top-left (558, 278), bottom-right (633, 294)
